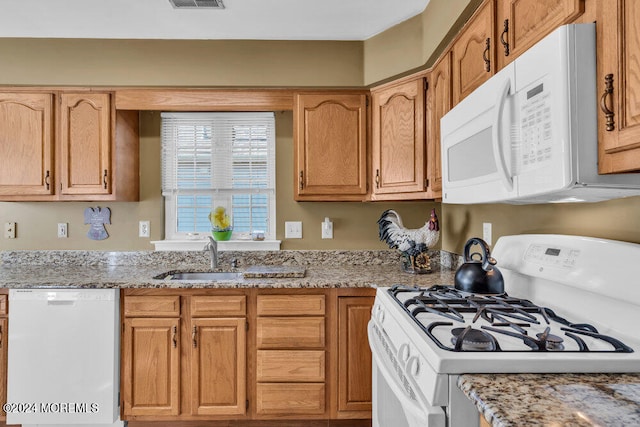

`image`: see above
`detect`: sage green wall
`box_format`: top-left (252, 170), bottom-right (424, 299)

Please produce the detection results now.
top-left (442, 197), bottom-right (640, 254)
top-left (0, 39), bottom-right (363, 87)
top-left (363, 0), bottom-right (480, 85)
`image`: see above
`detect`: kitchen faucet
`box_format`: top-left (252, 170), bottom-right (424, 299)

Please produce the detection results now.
top-left (204, 236), bottom-right (218, 269)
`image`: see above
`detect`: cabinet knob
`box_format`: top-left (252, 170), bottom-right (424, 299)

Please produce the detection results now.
top-left (500, 19), bottom-right (510, 57)
top-left (600, 74), bottom-right (615, 131)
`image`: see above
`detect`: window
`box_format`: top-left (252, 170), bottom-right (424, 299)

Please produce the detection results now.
top-left (161, 112), bottom-right (276, 242)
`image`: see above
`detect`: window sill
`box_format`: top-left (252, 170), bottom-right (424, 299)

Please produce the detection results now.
top-left (151, 239), bottom-right (281, 251)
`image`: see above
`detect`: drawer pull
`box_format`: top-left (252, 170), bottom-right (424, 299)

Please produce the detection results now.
top-left (192, 325), bottom-right (198, 348)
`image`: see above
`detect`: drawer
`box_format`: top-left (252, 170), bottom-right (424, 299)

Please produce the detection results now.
top-left (256, 383), bottom-right (325, 415)
top-left (257, 317), bottom-right (325, 348)
top-left (257, 350), bottom-right (325, 382)
top-left (124, 295), bottom-right (180, 317)
top-left (257, 294), bottom-right (325, 316)
top-left (0, 294), bottom-right (7, 316)
top-left (191, 295), bottom-right (246, 317)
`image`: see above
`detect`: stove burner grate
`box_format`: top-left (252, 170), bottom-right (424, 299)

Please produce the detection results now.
top-left (388, 285), bottom-right (634, 353)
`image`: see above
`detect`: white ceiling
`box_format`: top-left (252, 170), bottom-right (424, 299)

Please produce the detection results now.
top-left (0, 0), bottom-right (430, 41)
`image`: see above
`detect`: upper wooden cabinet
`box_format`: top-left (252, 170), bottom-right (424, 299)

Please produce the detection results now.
top-left (370, 76), bottom-right (429, 200)
top-left (0, 93), bottom-right (54, 197)
top-left (0, 90), bottom-right (139, 201)
top-left (426, 53), bottom-right (452, 199)
top-left (294, 92), bottom-right (368, 201)
top-left (597, 0), bottom-right (640, 173)
top-left (59, 93), bottom-right (112, 196)
top-left (496, 0), bottom-right (584, 69)
top-left (451, 0), bottom-right (495, 106)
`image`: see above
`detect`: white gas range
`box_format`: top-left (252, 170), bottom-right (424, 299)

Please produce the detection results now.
top-left (368, 234), bottom-right (640, 427)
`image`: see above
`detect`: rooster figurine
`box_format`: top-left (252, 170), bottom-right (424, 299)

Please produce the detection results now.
top-left (377, 208), bottom-right (440, 273)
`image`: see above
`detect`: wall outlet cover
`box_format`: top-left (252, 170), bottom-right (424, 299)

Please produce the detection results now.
top-left (57, 223), bottom-right (68, 238)
top-left (139, 220), bottom-right (150, 238)
top-left (4, 222), bottom-right (16, 239)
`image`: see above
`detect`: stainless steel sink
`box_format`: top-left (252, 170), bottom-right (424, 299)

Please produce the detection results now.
top-left (164, 271), bottom-right (243, 281)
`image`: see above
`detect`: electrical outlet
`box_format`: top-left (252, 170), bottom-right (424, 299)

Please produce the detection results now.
top-left (321, 217), bottom-right (333, 239)
top-left (139, 221), bottom-right (150, 238)
top-left (4, 222), bottom-right (16, 239)
top-left (483, 222), bottom-right (492, 246)
top-left (57, 223), bottom-right (68, 238)
top-left (284, 221), bottom-right (302, 239)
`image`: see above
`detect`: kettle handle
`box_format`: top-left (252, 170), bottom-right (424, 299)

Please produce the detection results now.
top-left (463, 238), bottom-right (497, 272)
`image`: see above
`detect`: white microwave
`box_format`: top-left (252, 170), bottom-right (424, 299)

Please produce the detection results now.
top-left (440, 23), bottom-right (640, 204)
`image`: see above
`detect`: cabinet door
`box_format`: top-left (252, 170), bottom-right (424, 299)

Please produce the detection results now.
top-left (496, 0), bottom-right (584, 69)
top-left (294, 93), bottom-right (367, 201)
top-left (190, 318), bottom-right (246, 416)
top-left (59, 93), bottom-right (112, 196)
top-left (337, 296), bottom-right (374, 417)
top-left (452, 0), bottom-right (495, 105)
top-left (371, 78), bottom-right (427, 197)
top-left (123, 318), bottom-right (180, 417)
top-left (0, 93), bottom-right (54, 196)
top-left (597, 0), bottom-right (640, 173)
top-left (426, 53), bottom-right (452, 198)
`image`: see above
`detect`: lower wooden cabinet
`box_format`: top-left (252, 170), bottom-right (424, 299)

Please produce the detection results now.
top-left (121, 291), bottom-right (247, 421)
top-left (123, 318), bottom-right (180, 416)
top-left (121, 288), bottom-right (374, 422)
top-left (337, 295), bottom-right (374, 417)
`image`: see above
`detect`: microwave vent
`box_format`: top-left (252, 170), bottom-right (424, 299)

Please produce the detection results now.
top-left (169, 0), bottom-right (225, 9)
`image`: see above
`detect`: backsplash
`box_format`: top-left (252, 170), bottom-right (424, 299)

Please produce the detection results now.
top-left (1, 249), bottom-right (459, 269)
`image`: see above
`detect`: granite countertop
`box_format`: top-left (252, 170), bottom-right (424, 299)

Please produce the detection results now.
top-left (458, 373), bottom-right (640, 426)
top-left (0, 249), bottom-right (458, 289)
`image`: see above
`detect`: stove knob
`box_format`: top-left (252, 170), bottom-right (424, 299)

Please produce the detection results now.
top-left (407, 356), bottom-right (420, 377)
top-left (398, 343), bottom-right (411, 363)
top-left (375, 305), bottom-right (385, 323)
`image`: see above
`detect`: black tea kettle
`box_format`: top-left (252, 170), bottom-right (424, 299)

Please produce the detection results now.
top-left (454, 237), bottom-right (504, 294)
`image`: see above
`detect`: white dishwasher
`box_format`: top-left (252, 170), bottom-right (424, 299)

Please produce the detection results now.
top-left (7, 288), bottom-right (124, 427)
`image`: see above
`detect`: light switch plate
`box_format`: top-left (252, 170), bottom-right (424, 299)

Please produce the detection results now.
top-left (285, 221), bottom-right (302, 239)
top-left (57, 223), bottom-right (68, 238)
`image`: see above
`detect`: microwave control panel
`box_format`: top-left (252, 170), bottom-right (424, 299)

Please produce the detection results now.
top-left (519, 82), bottom-right (553, 172)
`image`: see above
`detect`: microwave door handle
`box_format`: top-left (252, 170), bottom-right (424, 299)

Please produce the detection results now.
top-left (492, 78), bottom-right (514, 191)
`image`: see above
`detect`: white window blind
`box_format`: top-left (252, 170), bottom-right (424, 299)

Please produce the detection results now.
top-left (161, 112), bottom-right (276, 240)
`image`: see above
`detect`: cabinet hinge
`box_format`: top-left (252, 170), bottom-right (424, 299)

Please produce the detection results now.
top-left (423, 78), bottom-right (428, 91)
top-left (366, 97), bottom-right (370, 107)
top-left (246, 399), bottom-right (249, 411)
top-left (425, 178), bottom-right (429, 189)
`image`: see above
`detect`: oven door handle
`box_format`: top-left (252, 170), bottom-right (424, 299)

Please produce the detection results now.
top-left (368, 322), bottom-right (427, 421)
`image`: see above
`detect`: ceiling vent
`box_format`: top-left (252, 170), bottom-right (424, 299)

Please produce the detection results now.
top-left (169, 0), bottom-right (225, 9)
